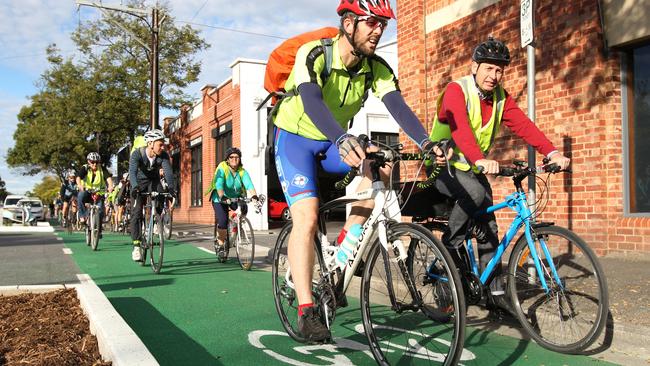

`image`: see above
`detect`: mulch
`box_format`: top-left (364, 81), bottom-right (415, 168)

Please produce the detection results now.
top-left (0, 289), bottom-right (110, 366)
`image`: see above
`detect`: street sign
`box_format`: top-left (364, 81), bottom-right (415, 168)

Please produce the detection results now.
top-left (521, 0), bottom-right (534, 48)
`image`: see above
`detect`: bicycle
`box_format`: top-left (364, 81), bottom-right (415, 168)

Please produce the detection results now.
top-left (271, 141), bottom-right (465, 365)
top-left (161, 196), bottom-right (175, 240)
top-left (82, 190), bottom-right (104, 251)
top-left (64, 198), bottom-right (79, 234)
top-left (138, 191), bottom-right (173, 274)
top-left (415, 159), bottom-right (608, 354)
top-left (214, 195), bottom-right (266, 271)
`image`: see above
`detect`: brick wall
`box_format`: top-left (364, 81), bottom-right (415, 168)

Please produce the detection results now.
top-left (398, 0), bottom-right (649, 254)
top-left (171, 81), bottom-right (242, 225)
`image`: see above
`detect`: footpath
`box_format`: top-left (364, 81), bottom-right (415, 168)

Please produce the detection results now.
top-left (0, 221), bottom-right (648, 365)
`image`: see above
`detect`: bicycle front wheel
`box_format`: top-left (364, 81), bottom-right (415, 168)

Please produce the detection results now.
top-left (235, 217), bottom-right (255, 270)
top-left (91, 207), bottom-right (101, 251)
top-left (361, 222), bottom-right (466, 366)
top-left (149, 214), bottom-right (165, 273)
top-left (508, 225), bottom-right (609, 353)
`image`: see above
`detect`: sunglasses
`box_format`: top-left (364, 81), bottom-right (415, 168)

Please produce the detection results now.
top-left (358, 15), bottom-right (388, 30)
top-left (228, 155), bottom-right (240, 160)
top-left (88, 161), bottom-right (99, 164)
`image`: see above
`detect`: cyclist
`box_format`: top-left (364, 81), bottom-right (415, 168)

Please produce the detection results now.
top-left (272, 0), bottom-right (447, 342)
top-left (128, 129), bottom-right (175, 262)
top-left (53, 193), bottom-right (63, 221)
top-left (207, 147), bottom-right (259, 253)
top-left (428, 36), bottom-right (570, 313)
top-left (60, 170), bottom-right (79, 226)
top-left (105, 177), bottom-right (119, 230)
top-left (114, 173), bottom-right (130, 231)
top-left (77, 152), bottom-right (114, 237)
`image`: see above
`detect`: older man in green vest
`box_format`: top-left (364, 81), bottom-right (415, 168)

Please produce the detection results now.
top-left (429, 37), bottom-right (570, 313)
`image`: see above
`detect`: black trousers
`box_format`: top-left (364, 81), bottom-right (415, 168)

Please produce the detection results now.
top-left (434, 167), bottom-right (501, 273)
top-left (130, 180), bottom-right (165, 242)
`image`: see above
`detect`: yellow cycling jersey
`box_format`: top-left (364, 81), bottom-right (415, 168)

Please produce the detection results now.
top-left (274, 35), bottom-right (399, 141)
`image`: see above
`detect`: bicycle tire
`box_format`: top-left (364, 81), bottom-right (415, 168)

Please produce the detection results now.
top-left (361, 222), bottom-right (465, 366)
top-left (149, 213), bottom-right (165, 273)
top-left (235, 216), bottom-right (255, 270)
top-left (271, 222), bottom-right (322, 343)
top-left (508, 225), bottom-right (609, 353)
top-left (91, 207), bottom-right (100, 251)
top-left (84, 220), bottom-right (91, 246)
top-left (163, 209), bottom-right (173, 240)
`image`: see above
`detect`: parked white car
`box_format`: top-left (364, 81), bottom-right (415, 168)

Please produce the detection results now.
top-left (2, 195), bottom-right (27, 224)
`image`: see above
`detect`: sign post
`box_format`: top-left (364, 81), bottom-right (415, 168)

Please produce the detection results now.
top-left (521, 0), bottom-right (537, 211)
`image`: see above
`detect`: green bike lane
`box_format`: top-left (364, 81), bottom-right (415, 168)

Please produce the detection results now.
top-left (57, 231), bottom-right (614, 366)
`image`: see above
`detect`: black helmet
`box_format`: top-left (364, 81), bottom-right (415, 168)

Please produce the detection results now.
top-left (472, 37), bottom-right (510, 66)
top-left (224, 147), bottom-right (242, 160)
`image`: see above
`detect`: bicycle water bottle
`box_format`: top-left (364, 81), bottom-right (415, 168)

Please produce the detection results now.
top-left (335, 224), bottom-right (363, 270)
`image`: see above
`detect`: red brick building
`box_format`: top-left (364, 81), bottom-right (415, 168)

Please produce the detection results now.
top-left (396, 0), bottom-right (650, 254)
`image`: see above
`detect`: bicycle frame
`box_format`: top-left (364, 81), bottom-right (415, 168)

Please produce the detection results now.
top-left (467, 185), bottom-right (563, 294)
top-left (312, 179), bottom-right (406, 297)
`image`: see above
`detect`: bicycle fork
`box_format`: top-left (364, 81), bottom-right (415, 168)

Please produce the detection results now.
top-left (380, 223), bottom-right (422, 313)
top-left (522, 226), bottom-right (564, 293)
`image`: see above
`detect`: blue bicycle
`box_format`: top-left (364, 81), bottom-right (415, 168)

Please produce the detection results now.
top-left (415, 160), bottom-right (609, 354)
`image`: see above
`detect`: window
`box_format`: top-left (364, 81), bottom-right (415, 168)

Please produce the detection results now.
top-left (191, 145), bottom-right (202, 207)
top-left (212, 121), bottom-right (232, 163)
top-left (371, 131), bottom-right (400, 184)
top-left (627, 43), bottom-right (650, 214)
top-left (371, 131), bottom-right (400, 147)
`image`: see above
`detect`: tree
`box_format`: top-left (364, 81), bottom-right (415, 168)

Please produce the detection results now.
top-left (0, 175), bottom-right (8, 202)
top-left (32, 176), bottom-right (61, 206)
top-left (7, 0), bottom-right (208, 177)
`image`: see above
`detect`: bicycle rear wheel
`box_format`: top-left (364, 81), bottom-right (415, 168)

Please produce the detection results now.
top-left (508, 225), bottom-right (608, 353)
top-left (149, 214), bottom-right (165, 273)
top-left (235, 216), bottom-right (255, 270)
top-left (361, 222), bottom-right (466, 366)
top-left (271, 223), bottom-right (330, 343)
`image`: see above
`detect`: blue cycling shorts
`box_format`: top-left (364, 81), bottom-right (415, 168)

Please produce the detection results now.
top-left (274, 127), bottom-right (350, 206)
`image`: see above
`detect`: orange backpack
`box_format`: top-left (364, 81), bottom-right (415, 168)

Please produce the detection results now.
top-left (259, 27), bottom-right (340, 108)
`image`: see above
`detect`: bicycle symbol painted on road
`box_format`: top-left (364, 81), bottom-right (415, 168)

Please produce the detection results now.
top-left (248, 324), bottom-right (476, 365)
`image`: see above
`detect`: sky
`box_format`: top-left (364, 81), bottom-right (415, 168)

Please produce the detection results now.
top-left (0, 0), bottom-right (399, 195)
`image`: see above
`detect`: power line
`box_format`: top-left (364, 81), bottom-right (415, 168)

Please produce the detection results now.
top-left (176, 20), bottom-right (286, 40)
top-left (190, 0), bottom-right (210, 22)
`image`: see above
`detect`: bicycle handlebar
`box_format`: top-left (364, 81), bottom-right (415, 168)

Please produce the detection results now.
top-left (333, 136), bottom-right (453, 190)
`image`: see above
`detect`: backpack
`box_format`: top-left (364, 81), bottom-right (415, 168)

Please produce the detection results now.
top-left (130, 135), bottom-right (147, 155)
top-left (261, 27), bottom-right (340, 108)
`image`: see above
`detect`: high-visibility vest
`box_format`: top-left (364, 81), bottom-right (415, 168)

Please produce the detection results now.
top-left (429, 75), bottom-right (506, 172)
top-left (82, 165), bottom-right (107, 190)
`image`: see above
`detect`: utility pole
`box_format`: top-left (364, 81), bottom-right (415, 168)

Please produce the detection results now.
top-left (521, 0), bottom-right (537, 210)
top-left (76, 1), bottom-right (165, 130)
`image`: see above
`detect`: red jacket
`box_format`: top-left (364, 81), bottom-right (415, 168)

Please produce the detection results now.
top-left (437, 82), bottom-right (556, 164)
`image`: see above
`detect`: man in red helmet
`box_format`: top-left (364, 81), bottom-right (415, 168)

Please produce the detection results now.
top-left (272, 0), bottom-right (447, 342)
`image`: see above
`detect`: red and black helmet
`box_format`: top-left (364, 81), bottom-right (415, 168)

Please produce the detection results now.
top-left (337, 0), bottom-right (396, 19)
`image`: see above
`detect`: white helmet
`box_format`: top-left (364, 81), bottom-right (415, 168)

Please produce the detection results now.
top-left (144, 129), bottom-right (166, 142)
top-left (66, 169), bottom-right (77, 177)
top-left (86, 152), bottom-right (101, 162)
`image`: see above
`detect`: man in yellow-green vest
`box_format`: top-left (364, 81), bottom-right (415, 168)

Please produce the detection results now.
top-left (428, 37), bottom-right (570, 313)
top-left (77, 152), bottom-right (114, 237)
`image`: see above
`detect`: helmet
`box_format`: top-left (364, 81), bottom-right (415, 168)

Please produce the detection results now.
top-left (144, 129), bottom-right (166, 142)
top-left (66, 169), bottom-right (76, 177)
top-left (337, 0), bottom-right (395, 19)
top-left (86, 152), bottom-right (101, 162)
top-left (224, 147), bottom-right (242, 160)
top-left (472, 37), bottom-right (511, 65)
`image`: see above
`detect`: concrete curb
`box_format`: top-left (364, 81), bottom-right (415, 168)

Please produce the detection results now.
top-left (0, 222), bottom-right (54, 233)
top-left (0, 277), bottom-right (159, 366)
top-left (75, 274), bottom-right (159, 366)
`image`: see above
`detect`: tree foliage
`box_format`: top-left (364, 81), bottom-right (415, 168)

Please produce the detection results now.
top-left (32, 176), bottom-right (61, 206)
top-left (7, 0), bottom-right (209, 177)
